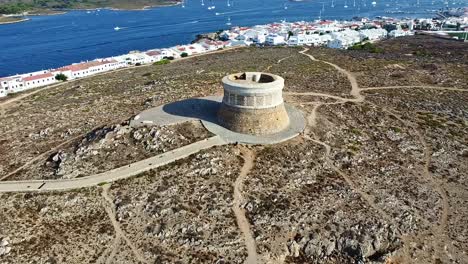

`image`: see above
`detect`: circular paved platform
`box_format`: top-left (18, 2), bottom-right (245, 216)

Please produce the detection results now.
top-left (130, 96), bottom-right (305, 145)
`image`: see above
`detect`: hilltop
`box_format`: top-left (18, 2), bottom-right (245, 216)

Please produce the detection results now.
top-left (0, 35), bottom-right (467, 263)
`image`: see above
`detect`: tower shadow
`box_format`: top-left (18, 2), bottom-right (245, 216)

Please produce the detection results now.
top-left (162, 97), bottom-right (221, 123)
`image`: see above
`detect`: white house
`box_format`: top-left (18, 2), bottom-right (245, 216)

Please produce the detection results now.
top-left (198, 39), bottom-right (225, 51)
top-left (288, 35), bottom-right (306, 46)
top-left (57, 59), bottom-right (122, 80)
top-left (187, 43), bottom-right (206, 55)
top-left (359, 28), bottom-right (388, 41)
top-left (389, 29), bottom-right (414, 38)
top-left (145, 50), bottom-right (164, 61)
top-left (23, 72), bottom-right (57, 89)
top-left (328, 30), bottom-right (361, 49)
top-left (254, 34), bottom-right (267, 44)
top-left (0, 76), bottom-right (23, 97)
top-left (266, 34), bottom-right (286, 45)
top-left (160, 48), bottom-right (178, 58)
top-left (171, 46), bottom-right (192, 57)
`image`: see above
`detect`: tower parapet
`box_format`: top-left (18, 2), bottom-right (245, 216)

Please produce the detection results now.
top-left (217, 72), bottom-right (290, 135)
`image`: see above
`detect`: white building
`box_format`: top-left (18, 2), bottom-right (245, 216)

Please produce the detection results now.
top-left (115, 53), bottom-right (155, 65)
top-left (145, 50), bottom-right (164, 61)
top-left (254, 34), bottom-right (267, 44)
top-left (288, 35), bottom-right (306, 46)
top-left (359, 28), bottom-right (388, 41)
top-left (0, 76), bottom-right (23, 97)
top-left (328, 30), bottom-right (361, 49)
top-left (198, 39), bottom-right (226, 51)
top-left (389, 29), bottom-right (414, 38)
top-left (23, 72), bottom-right (57, 89)
top-left (288, 33), bottom-right (327, 46)
top-left (57, 59), bottom-right (122, 80)
top-left (266, 34), bottom-right (286, 45)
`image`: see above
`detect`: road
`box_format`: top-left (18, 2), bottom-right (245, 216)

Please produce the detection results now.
top-left (0, 136), bottom-right (226, 193)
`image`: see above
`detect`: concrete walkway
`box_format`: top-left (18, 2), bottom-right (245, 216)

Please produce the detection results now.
top-left (0, 136), bottom-right (226, 193)
top-left (132, 96), bottom-right (306, 145)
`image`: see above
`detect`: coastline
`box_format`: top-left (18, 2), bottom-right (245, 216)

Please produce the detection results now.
top-left (0, 1), bottom-right (180, 22)
top-left (0, 18), bottom-right (30, 25)
top-left (26, 11), bottom-right (67, 16)
top-left (107, 1), bottom-right (182, 11)
top-left (0, 46), bottom-right (241, 104)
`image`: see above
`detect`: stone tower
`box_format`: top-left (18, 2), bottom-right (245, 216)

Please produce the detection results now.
top-left (217, 72), bottom-right (290, 135)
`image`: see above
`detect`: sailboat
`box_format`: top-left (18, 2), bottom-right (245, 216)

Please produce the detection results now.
top-left (226, 16), bottom-right (232, 26)
top-left (331, 0), bottom-right (335, 8)
top-left (227, 0), bottom-right (231, 7)
top-left (201, 0), bottom-right (204, 6)
top-left (371, 1), bottom-right (377, 6)
top-left (344, 0), bottom-right (349, 8)
top-left (207, 0), bottom-right (215, 9)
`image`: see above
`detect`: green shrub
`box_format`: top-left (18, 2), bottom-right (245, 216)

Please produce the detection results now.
top-left (180, 52), bottom-right (188, 58)
top-left (55, 73), bottom-right (68, 82)
top-left (349, 42), bottom-right (383, 53)
top-left (154, 59), bottom-right (170, 65)
top-left (413, 50), bottom-right (431, 57)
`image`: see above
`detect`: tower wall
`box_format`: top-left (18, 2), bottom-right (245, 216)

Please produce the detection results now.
top-left (217, 72), bottom-right (290, 135)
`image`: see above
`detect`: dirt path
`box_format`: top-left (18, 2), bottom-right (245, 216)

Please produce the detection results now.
top-left (0, 133), bottom-right (85, 181)
top-left (0, 117), bottom-right (130, 181)
top-left (377, 106), bottom-right (452, 259)
top-left (294, 45), bottom-right (457, 260)
top-left (265, 55), bottom-right (293, 71)
top-left (296, 48), bottom-right (395, 222)
top-left (285, 91), bottom-right (349, 102)
top-left (299, 48), bottom-right (364, 102)
top-left (361, 85), bottom-right (467, 92)
top-left (101, 184), bottom-right (149, 264)
top-left (233, 146), bottom-right (259, 264)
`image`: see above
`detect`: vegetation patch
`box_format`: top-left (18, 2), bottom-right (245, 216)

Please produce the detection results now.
top-left (349, 42), bottom-right (384, 53)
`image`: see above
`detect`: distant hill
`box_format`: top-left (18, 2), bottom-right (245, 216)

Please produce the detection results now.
top-left (0, 0), bottom-right (180, 14)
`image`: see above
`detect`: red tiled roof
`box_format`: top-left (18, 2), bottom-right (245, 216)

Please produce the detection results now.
top-left (57, 60), bottom-right (111, 72)
top-left (0, 77), bottom-right (15, 82)
top-left (146, 51), bottom-right (162, 56)
top-left (23, 73), bottom-right (54, 82)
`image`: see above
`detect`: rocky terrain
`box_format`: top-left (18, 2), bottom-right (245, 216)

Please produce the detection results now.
top-left (9, 120), bottom-right (212, 180)
top-left (0, 35), bottom-right (467, 263)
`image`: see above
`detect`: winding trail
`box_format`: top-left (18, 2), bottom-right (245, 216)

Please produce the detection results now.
top-left (265, 56), bottom-right (293, 71)
top-left (293, 47), bottom-right (461, 261)
top-left (233, 147), bottom-right (259, 264)
top-left (0, 134), bottom-right (83, 181)
top-left (361, 85), bottom-right (467, 92)
top-left (376, 106), bottom-right (451, 259)
top-left (298, 48), bottom-right (364, 103)
top-left (101, 184), bottom-right (148, 264)
top-left (0, 46), bottom-right (465, 261)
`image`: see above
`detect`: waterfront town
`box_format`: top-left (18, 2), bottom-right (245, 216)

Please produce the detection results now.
top-left (1, 12), bottom-right (467, 98)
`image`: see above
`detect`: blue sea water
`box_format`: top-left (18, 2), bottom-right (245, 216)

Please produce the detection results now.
top-left (0, 0), bottom-right (464, 76)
